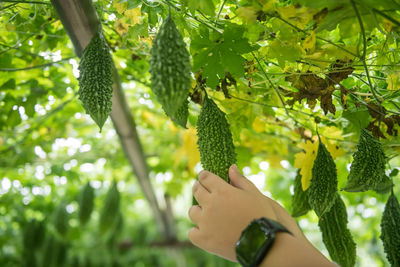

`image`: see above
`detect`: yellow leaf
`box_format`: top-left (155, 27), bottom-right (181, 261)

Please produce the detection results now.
top-left (258, 0), bottom-right (277, 12)
top-left (139, 36), bottom-right (153, 45)
top-left (236, 6), bottom-right (259, 23)
top-left (39, 127), bottom-right (48, 136)
top-left (53, 20), bottom-right (61, 29)
top-left (387, 72), bottom-right (400, 91)
top-left (173, 128), bottom-right (200, 175)
top-left (302, 31), bottom-right (316, 53)
top-left (173, 147), bottom-right (186, 167)
top-left (141, 110), bottom-right (154, 124)
top-left (125, 8), bottom-right (142, 25)
top-left (277, 5), bottom-right (315, 28)
top-left (168, 122), bottom-right (179, 134)
top-left (326, 143), bottom-right (345, 159)
top-left (240, 129), bottom-right (270, 154)
top-left (320, 44), bottom-right (357, 61)
top-left (114, 19), bottom-right (129, 36)
top-left (113, 2), bottom-right (127, 14)
top-left (252, 116), bottom-right (266, 133)
top-left (383, 19), bottom-right (393, 32)
top-left (6, 23), bottom-right (16, 31)
top-left (268, 154), bottom-right (284, 168)
top-left (294, 136), bottom-right (344, 190)
top-left (320, 126), bottom-right (343, 140)
top-left (183, 128), bottom-right (200, 175)
top-left (294, 140), bottom-right (318, 190)
top-left (0, 137), bottom-right (3, 147)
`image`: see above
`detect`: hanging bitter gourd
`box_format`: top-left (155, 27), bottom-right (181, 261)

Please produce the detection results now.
top-left (78, 182), bottom-right (95, 226)
top-left (196, 96), bottom-right (236, 182)
top-left (343, 128), bottom-right (386, 192)
top-left (53, 202), bottom-right (69, 237)
top-left (319, 194), bottom-right (356, 267)
top-left (22, 219), bottom-right (45, 267)
top-left (99, 181), bottom-right (120, 235)
top-left (23, 219), bottom-right (45, 251)
top-left (380, 192), bottom-right (400, 266)
top-left (41, 235), bottom-right (68, 267)
top-left (291, 171), bottom-right (311, 217)
top-left (308, 138), bottom-right (338, 217)
top-left (149, 13), bottom-right (191, 127)
top-left (78, 30), bottom-right (114, 131)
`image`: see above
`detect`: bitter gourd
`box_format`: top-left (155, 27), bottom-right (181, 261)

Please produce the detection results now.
top-left (41, 234), bottom-right (68, 267)
top-left (23, 219), bottom-right (45, 251)
top-left (78, 31), bottom-right (114, 131)
top-left (53, 202), bottom-right (69, 237)
top-left (78, 182), bottom-right (95, 225)
top-left (149, 13), bottom-right (191, 126)
top-left (99, 181), bottom-right (120, 235)
top-left (41, 235), bottom-right (56, 267)
top-left (343, 128), bottom-right (386, 192)
top-left (380, 192), bottom-right (400, 266)
top-left (196, 96), bottom-right (236, 182)
top-left (291, 171), bottom-right (311, 217)
top-left (319, 194), bottom-right (356, 267)
top-left (308, 138), bottom-right (338, 217)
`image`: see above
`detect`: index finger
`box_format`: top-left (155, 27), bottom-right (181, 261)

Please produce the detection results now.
top-left (198, 170), bottom-right (228, 193)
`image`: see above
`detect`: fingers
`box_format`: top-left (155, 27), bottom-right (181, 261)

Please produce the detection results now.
top-left (188, 227), bottom-right (202, 247)
top-left (229, 165), bottom-right (256, 191)
top-left (193, 180), bottom-right (210, 204)
top-left (188, 205), bottom-right (202, 225)
top-left (198, 170), bottom-right (227, 192)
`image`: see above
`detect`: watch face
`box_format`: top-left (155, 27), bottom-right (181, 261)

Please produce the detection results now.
top-left (236, 221), bottom-right (273, 266)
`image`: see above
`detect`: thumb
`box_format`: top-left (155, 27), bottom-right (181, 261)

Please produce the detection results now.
top-left (229, 165), bottom-right (254, 191)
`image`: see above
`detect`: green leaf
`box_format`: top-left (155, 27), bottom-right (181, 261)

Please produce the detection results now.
top-left (192, 23), bottom-right (254, 88)
top-left (0, 79), bottom-right (15, 90)
top-left (7, 109), bottom-right (21, 128)
top-left (201, 48), bottom-right (224, 88)
top-left (23, 95), bottom-right (36, 118)
top-left (294, 0), bottom-right (347, 9)
top-left (185, 0), bottom-right (215, 16)
top-left (127, 0), bottom-right (141, 9)
top-left (342, 109), bottom-right (370, 135)
top-left (268, 39), bottom-right (301, 67)
top-left (0, 53), bottom-right (12, 67)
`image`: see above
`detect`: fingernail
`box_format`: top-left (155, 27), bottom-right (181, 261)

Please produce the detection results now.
top-left (232, 164), bottom-right (239, 172)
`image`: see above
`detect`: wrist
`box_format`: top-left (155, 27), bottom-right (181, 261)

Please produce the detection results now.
top-left (259, 232), bottom-right (297, 266)
top-left (259, 233), bottom-right (336, 267)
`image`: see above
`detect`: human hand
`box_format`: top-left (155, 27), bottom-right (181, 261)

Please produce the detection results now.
top-left (188, 165), bottom-right (310, 261)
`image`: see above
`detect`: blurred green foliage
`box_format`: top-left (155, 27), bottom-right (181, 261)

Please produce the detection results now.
top-left (0, 0), bottom-right (399, 266)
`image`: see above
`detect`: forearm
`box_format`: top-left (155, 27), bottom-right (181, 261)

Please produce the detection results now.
top-left (260, 233), bottom-right (336, 267)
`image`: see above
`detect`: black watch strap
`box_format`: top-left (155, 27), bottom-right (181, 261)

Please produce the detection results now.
top-left (236, 217), bottom-right (292, 267)
top-left (260, 218), bottom-right (292, 236)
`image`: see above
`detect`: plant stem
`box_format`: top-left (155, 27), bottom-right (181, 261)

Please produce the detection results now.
top-left (273, 14), bottom-right (358, 58)
top-left (372, 8), bottom-right (400, 27)
top-left (0, 57), bottom-right (75, 72)
top-left (252, 51), bottom-right (301, 125)
top-left (160, 0), bottom-right (223, 33)
top-left (350, 0), bottom-right (383, 124)
top-left (215, 0), bottom-right (227, 26)
top-left (1, 0), bottom-right (51, 5)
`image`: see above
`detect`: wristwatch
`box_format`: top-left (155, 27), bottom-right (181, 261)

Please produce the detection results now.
top-left (235, 217), bottom-right (292, 267)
